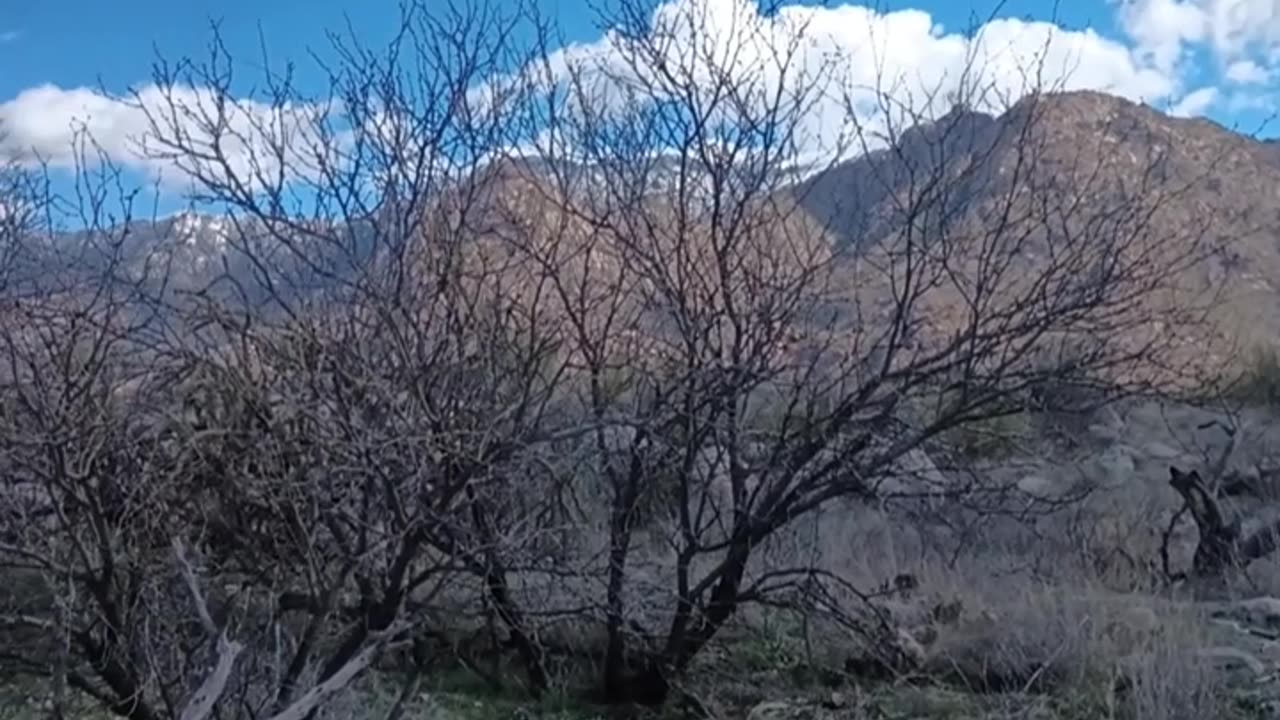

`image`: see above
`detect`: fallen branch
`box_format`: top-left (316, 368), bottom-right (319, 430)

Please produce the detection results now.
top-left (266, 624), bottom-right (408, 720)
top-left (173, 538), bottom-right (245, 720)
top-left (180, 633), bottom-right (245, 720)
top-left (171, 537), bottom-right (399, 720)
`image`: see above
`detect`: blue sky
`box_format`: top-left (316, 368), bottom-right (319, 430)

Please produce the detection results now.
top-left (1, 0), bottom-right (603, 98)
top-left (1, 0), bottom-right (1123, 98)
top-left (3, 0), bottom-right (1280, 215)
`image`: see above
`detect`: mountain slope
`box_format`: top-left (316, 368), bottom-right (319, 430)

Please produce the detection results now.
top-left (796, 90), bottom-right (1280, 378)
top-left (17, 89), bottom-right (1280, 386)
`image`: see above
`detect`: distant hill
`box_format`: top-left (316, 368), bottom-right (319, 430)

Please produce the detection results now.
top-left (16, 89), bottom-right (1280, 382)
top-left (795, 91), bottom-right (1280, 376)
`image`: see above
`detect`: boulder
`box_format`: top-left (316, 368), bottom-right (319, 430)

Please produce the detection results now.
top-left (1143, 441), bottom-right (1182, 460)
top-left (1209, 597), bottom-right (1280, 632)
top-left (1016, 474), bottom-right (1055, 496)
top-left (1082, 446), bottom-right (1137, 488)
top-left (746, 700), bottom-right (837, 720)
top-left (1088, 423), bottom-right (1123, 443)
top-left (1196, 646), bottom-right (1267, 683)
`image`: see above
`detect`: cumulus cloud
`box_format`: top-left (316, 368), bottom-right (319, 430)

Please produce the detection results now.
top-left (1170, 85), bottom-right (1220, 115)
top-left (1225, 58), bottom-right (1272, 83)
top-left (0, 84), bottom-right (338, 188)
top-left (504, 0), bottom-right (1182, 163)
top-left (1, 85), bottom-right (148, 167)
top-left (1114, 0), bottom-right (1280, 116)
top-left (4, 0), bottom-right (1260, 183)
top-left (1115, 0), bottom-right (1207, 74)
top-left (1118, 0), bottom-right (1280, 78)
top-left (1206, 0), bottom-right (1280, 59)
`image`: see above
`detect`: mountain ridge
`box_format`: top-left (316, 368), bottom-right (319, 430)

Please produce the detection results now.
top-left (16, 89), bottom-right (1280, 381)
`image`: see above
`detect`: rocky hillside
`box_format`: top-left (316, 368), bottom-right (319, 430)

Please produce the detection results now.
top-left (262, 93), bottom-right (1280, 380)
top-left (17, 90), bottom-right (1280, 379)
top-left (797, 91), bottom-right (1280, 374)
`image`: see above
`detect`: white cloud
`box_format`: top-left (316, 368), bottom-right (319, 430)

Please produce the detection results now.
top-left (0, 84), bottom-right (338, 188)
top-left (506, 0), bottom-right (1180, 162)
top-left (1, 85), bottom-right (143, 166)
top-left (1115, 1), bottom-right (1280, 119)
top-left (1225, 88), bottom-right (1279, 110)
top-left (1119, 0), bottom-right (1280, 77)
top-left (1115, 0), bottom-right (1207, 74)
top-left (1225, 58), bottom-right (1271, 82)
top-left (3, 0), bottom-right (1254, 183)
top-left (1208, 0), bottom-right (1280, 59)
top-left (0, 30), bottom-right (19, 44)
top-left (1170, 85), bottom-right (1220, 114)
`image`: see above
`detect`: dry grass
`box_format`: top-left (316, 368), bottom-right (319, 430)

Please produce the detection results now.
top-left (418, 397), bottom-right (1277, 718)
top-left (691, 578), bottom-right (1235, 718)
top-left (1120, 615), bottom-right (1228, 720)
top-left (4, 403), bottom-right (1270, 719)
top-left (690, 465), bottom-right (1246, 719)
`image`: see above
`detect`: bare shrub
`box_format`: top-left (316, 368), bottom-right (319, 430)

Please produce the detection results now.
top-left (511, 1), bottom-right (1209, 697)
top-left (0, 0), bottom-right (1230, 715)
top-left (0, 3), bottom-right (578, 717)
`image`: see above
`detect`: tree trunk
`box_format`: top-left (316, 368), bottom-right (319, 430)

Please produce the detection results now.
top-left (74, 631), bottom-right (158, 720)
top-left (602, 511), bottom-right (633, 701)
top-left (627, 538), bottom-right (753, 706)
top-left (467, 486), bottom-right (549, 696)
top-left (481, 564), bottom-right (549, 695)
top-left (1167, 466), bottom-right (1280, 576)
top-left (1169, 466), bottom-right (1242, 574)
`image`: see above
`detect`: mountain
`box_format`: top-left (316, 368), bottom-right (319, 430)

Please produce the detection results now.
top-left (412, 152), bottom-right (839, 368)
top-left (795, 105), bottom-right (1005, 252)
top-left (796, 90), bottom-right (1280, 375)
top-left (15, 89), bottom-right (1280, 381)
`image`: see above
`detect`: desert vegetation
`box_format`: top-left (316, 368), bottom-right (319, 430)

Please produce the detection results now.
top-left (3, 1), bottom-right (1280, 719)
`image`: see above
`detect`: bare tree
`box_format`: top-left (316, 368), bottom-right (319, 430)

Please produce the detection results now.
top-left (0, 0), bottom-right (1224, 715)
top-left (0, 2), bottom-right (581, 717)
top-left (496, 0), bottom-right (1214, 704)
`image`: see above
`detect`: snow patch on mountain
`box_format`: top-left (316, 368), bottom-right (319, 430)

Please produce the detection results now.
top-left (168, 211), bottom-right (233, 248)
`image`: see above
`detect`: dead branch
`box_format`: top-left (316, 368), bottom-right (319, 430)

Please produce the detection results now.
top-left (1166, 465), bottom-right (1280, 578)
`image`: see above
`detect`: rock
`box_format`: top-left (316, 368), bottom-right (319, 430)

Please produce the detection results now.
top-left (1107, 447), bottom-right (1136, 473)
top-left (910, 624), bottom-right (939, 647)
top-left (894, 627), bottom-right (928, 668)
top-left (1121, 606), bottom-right (1160, 634)
top-left (746, 700), bottom-right (833, 720)
top-left (1210, 597), bottom-right (1280, 631)
top-left (1088, 423), bottom-right (1122, 442)
top-left (885, 447), bottom-right (948, 492)
top-left (1017, 474), bottom-right (1054, 496)
top-left (930, 599), bottom-right (964, 625)
top-left (825, 691), bottom-right (847, 709)
top-left (1197, 646), bottom-right (1266, 682)
top-left (1144, 441), bottom-right (1182, 460)
top-left (1084, 447), bottom-right (1137, 487)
